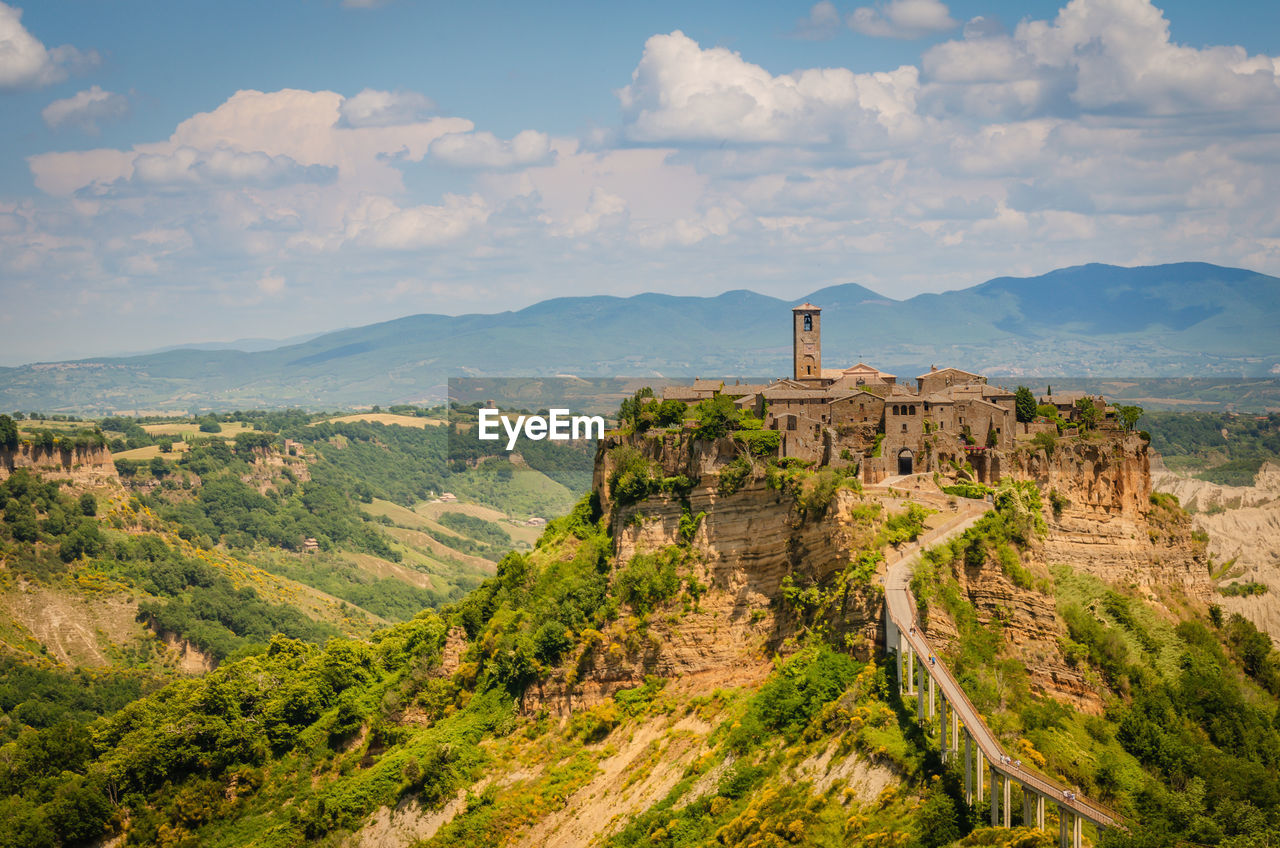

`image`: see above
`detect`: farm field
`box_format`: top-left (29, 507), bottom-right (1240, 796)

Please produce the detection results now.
top-left (320, 413), bottom-right (446, 428)
top-left (141, 421), bottom-right (254, 438)
top-left (114, 442), bottom-right (191, 461)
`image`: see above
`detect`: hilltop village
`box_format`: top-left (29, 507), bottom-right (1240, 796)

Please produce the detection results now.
top-left (663, 303), bottom-right (1111, 482)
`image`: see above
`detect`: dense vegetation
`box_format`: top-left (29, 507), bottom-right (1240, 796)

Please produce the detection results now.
top-left (1145, 411), bottom-right (1280, 484)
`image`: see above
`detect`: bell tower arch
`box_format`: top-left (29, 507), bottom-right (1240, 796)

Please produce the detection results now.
top-left (792, 303), bottom-right (822, 382)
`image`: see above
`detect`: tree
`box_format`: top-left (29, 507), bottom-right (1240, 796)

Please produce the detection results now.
top-left (692, 395), bottom-right (737, 441)
top-left (1075, 397), bottom-right (1101, 430)
top-left (0, 414), bottom-right (18, 450)
top-left (78, 493), bottom-right (97, 516)
top-left (1014, 386), bottom-right (1037, 423)
top-left (1117, 404), bottom-right (1144, 432)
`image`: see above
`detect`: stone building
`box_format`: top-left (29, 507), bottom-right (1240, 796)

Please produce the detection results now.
top-left (663, 301), bottom-right (1087, 483)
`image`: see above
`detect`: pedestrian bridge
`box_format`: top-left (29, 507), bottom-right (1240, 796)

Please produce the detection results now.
top-left (877, 500), bottom-right (1123, 847)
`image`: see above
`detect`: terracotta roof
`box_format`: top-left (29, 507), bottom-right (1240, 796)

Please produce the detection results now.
top-left (792, 302), bottom-right (821, 311)
top-left (917, 366), bottom-right (982, 380)
top-left (691, 379), bottom-right (724, 391)
top-left (954, 397), bottom-right (1008, 413)
top-left (762, 389), bottom-right (828, 401)
top-left (950, 383), bottom-right (1013, 399)
top-left (842, 362), bottom-right (897, 378)
top-left (721, 384), bottom-right (770, 397)
top-left (833, 389), bottom-right (885, 403)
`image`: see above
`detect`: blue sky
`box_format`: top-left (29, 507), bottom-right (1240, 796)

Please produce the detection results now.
top-left (2, 0), bottom-right (1279, 364)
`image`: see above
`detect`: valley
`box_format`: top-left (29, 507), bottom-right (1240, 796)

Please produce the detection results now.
top-left (0, 386), bottom-right (1278, 848)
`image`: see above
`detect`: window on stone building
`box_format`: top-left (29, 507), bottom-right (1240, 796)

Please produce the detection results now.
top-left (909, 405), bottom-right (916, 415)
top-left (804, 314), bottom-right (812, 331)
top-left (902, 423), bottom-right (907, 432)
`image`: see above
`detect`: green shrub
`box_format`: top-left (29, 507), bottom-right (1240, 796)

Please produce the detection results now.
top-left (615, 548), bottom-right (682, 615)
top-left (608, 446), bottom-right (659, 505)
top-left (941, 482), bottom-right (990, 499)
top-left (718, 455), bottom-right (753, 496)
top-left (734, 429), bottom-right (780, 457)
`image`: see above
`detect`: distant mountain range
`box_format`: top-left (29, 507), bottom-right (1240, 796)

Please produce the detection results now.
top-left (2, 262), bottom-right (1278, 414)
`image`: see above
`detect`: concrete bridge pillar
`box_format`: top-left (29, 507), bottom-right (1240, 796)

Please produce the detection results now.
top-left (907, 643), bottom-right (916, 695)
top-left (963, 734), bottom-right (972, 804)
top-left (950, 709), bottom-right (959, 757)
top-left (1059, 807), bottom-right (1083, 848)
top-left (1003, 773), bottom-right (1012, 827)
top-left (975, 747), bottom-right (984, 800)
top-left (990, 767), bottom-right (1000, 826)
top-left (1029, 789), bottom-right (1045, 829)
top-left (916, 662), bottom-right (926, 722)
top-left (928, 672), bottom-right (936, 721)
top-left (939, 698), bottom-right (949, 758)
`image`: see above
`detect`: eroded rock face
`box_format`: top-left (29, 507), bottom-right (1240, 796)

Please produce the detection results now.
top-left (951, 556), bottom-right (1101, 712)
top-left (529, 433), bottom-right (890, 715)
top-left (0, 444), bottom-right (118, 485)
top-left (1010, 433), bottom-right (1211, 600)
top-left (1154, 460), bottom-right (1280, 640)
top-left (921, 433), bottom-right (1211, 710)
top-left (536, 430), bottom-right (1210, 716)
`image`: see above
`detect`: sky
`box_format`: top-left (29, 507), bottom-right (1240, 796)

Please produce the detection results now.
top-left (1, 0), bottom-right (1279, 365)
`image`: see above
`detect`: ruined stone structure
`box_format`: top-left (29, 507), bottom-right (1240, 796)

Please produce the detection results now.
top-left (663, 303), bottom-right (1113, 484)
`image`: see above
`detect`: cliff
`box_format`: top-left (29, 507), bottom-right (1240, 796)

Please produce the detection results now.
top-left (529, 431), bottom-right (904, 714)
top-left (0, 443), bottom-right (118, 485)
top-left (1009, 432), bottom-right (1211, 600)
top-left (557, 428), bottom-right (1212, 716)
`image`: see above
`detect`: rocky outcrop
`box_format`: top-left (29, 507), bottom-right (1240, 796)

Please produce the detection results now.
top-left (534, 429), bottom-right (1212, 715)
top-left (1009, 432), bottom-right (1211, 600)
top-left (0, 444), bottom-right (118, 485)
top-left (526, 432), bottom-right (900, 715)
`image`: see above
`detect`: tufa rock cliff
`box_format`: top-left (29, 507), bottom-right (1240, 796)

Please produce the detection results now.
top-left (542, 427), bottom-right (1213, 717)
top-left (0, 443), bottom-right (118, 486)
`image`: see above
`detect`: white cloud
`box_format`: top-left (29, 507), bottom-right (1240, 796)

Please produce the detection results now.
top-left (848, 0), bottom-right (958, 39)
top-left (922, 0), bottom-right (1280, 119)
top-left (130, 146), bottom-right (337, 189)
top-left (28, 88), bottom-right (473, 196)
top-left (344, 193), bottom-right (489, 249)
top-left (617, 31), bottom-right (922, 146)
top-left (338, 88), bottom-right (435, 128)
top-left (0, 2), bottom-right (98, 89)
top-left (257, 270), bottom-right (286, 296)
top-left (41, 86), bottom-right (129, 134)
top-left (8, 1), bottom-right (1280, 364)
top-left (429, 130), bottom-right (552, 169)
top-left (792, 1), bottom-right (842, 41)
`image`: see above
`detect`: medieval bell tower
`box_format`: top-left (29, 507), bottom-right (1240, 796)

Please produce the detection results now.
top-left (792, 302), bottom-right (821, 382)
